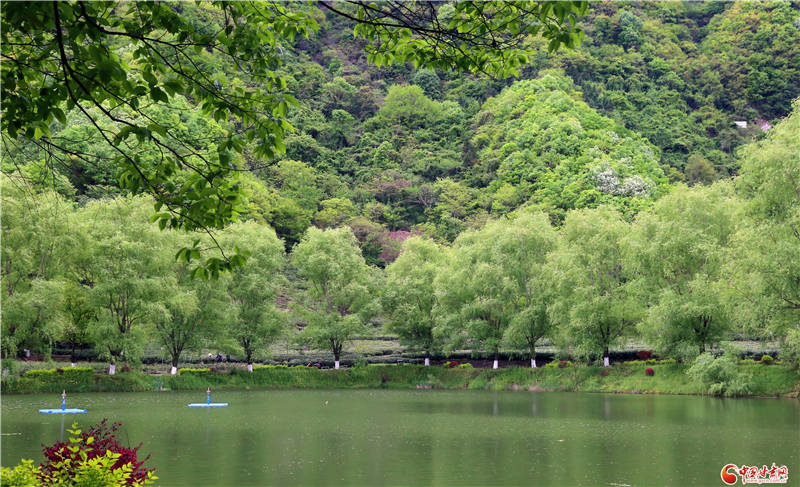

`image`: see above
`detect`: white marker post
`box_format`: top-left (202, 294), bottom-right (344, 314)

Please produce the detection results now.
top-left (334, 360), bottom-right (340, 370)
top-left (531, 359), bottom-right (537, 368)
top-left (603, 356), bottom-right (610, 367)
top-left (493, 360), bottom-right (499, 369)
top-left (247, 363), bottom-right (253, 373)
top-left (108, 364), bottom-right (116, 375)
top-left (170, 366), bottom-right (177, 375)
top-left (424, 358), bottom-right (430, 366)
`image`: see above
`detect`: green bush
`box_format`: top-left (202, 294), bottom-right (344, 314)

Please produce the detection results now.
top-left (458, 363), bottom-right (473, 368)
top-left (253, 364), bottom-right (288, 371)
top-left (178, 368), bottom-right (211, 376)
top-left (0, 459), bottom-right (39, 487)
top-left (687, 353), bottom-right (751, 397)
top-left (760, 354), bottom-right (775, 365)
top-left (23, 368), bottom-right (57, 379)
top-left (62, 367), bottom-right (95, 380)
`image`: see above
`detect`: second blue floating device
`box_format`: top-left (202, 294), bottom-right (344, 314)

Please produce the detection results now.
top-left (39, 391), bottom-right (88, 414)
top-left (188, 387), bottom-right (228, 407)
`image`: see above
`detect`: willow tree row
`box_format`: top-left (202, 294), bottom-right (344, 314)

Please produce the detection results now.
top-left (386, 105), bottom-right (800, 367)
top-left (3, 104), bottom-right (799, 370)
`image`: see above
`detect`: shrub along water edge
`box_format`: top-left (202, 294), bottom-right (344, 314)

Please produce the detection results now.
top-left (3, 362), bottom-right (798, 397)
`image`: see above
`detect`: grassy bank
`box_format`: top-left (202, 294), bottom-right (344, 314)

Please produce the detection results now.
top-left (3, 362), bottom-right (799, 398)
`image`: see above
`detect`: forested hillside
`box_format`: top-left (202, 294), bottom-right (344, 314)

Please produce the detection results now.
top-left (5, 2), bottom-right (798, 264)
top-left (2, 2), bottom-right (800, 371)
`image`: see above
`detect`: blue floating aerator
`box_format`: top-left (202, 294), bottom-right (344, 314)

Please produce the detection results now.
top-left (188, 387), bottom-right (228, 408)
top-left (39, 390), bottom-right (88, 414)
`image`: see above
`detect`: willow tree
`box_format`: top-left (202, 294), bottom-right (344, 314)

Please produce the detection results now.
top-left (75, 196), bottom-right (170, 374)
top-left (384, 236), bottom-right (445, 366)
top-left (1, 182), bottom-right (73, 358)
top-left (292, 227), bottom-right (379, 369)
top-left (222, 222), bottom-right (287, 372)
top-left (499, 212), bottom-right (561, 368)
top-left (435, 226), bottom-right (508, 368)
top-left (434, 212), bottom-right (558, 368)
top-left (632, 184), bottom-right (739, 356)
top-left (550, 207), bottom-right (641, 366)
top-left (153, 257), bottom-right (230, 375)
top-left (731, 103), bottom-right (800, 351)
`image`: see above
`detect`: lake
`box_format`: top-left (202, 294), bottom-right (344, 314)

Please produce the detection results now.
top-left (2, 389), bottom-right (798, 486)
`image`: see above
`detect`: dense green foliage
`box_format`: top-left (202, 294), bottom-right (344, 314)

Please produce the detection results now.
top-left (2, 2), bottom-right (799, 390)
top-left (470, 73), bottom-right (668, 220)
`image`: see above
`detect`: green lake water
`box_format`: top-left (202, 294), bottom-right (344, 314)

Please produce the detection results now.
top-left (2, 389), bottom-right (798, 486)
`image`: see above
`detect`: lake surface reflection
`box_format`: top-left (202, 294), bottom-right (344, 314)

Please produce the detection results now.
top-left (2, 389), bottom-right (798, 486)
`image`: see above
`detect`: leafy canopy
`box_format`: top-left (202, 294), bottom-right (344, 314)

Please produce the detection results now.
top-left (1, 1), bottom-right (587, 276)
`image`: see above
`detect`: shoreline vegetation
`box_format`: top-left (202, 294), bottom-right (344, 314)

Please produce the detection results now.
top-left (3, 361), bottom-right (799, 399)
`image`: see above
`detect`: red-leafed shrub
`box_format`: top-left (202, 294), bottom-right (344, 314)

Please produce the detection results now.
top-left (120, 364), bottom-right (131, 373)
top-left (637, 350), bottom-right (653, 360)
top-left (40, 419), bottom-right (154, 485)
top-left (645, 368), bottom-right (655, 376)
top-left (444, 361), bottom-right (458, 368)
top-left (600, 370), bottom-right (610, 377)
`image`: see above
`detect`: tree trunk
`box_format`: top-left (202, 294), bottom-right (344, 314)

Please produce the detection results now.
top-left (603, 346), bottom-right (610, 367)
top-left (493, 352), bottom-right (499, 369)
top-left (531, 346), bottom-right (537, 368)
top-left (334, 351), bottom-right (340, 370)
top-left (247, 363), bottom-right (253, 372)
top-left (171, 357), bottom-right (178, 375)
